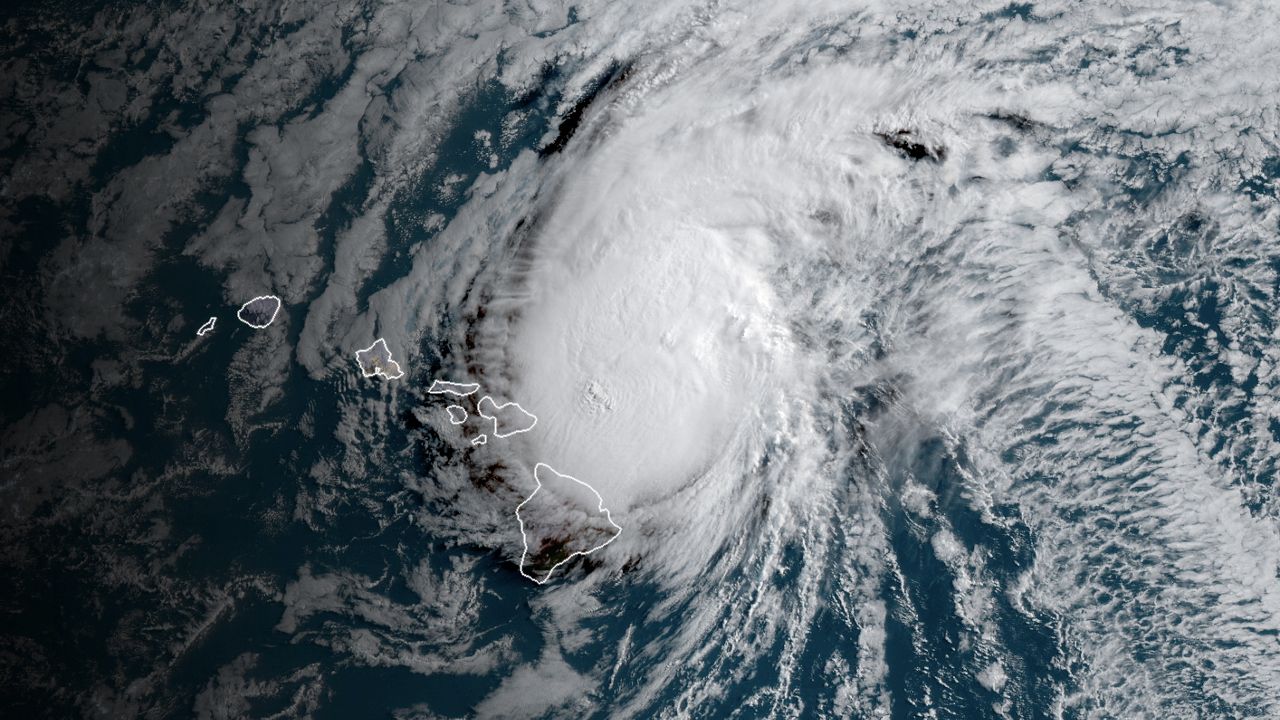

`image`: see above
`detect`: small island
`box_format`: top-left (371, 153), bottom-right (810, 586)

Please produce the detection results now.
top-left (236, 295), bottom-right (282, 329)
top-left (354, 338), bottom-right (404, 380)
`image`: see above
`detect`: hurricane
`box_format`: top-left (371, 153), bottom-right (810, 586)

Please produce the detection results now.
top-left (3, 0), bottom-right (1280, 718)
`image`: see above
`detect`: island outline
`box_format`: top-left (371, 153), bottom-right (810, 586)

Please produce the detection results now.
top-left (235, 295), bottom-right (282, 329)
top-left (427, 379), bottom-right (481, 397)
top-left (477, 396), bottom-right (538, 438)
top-left (516, 462), bottom-right (623, 585)
top-left (354, 338), bottom-right (405, 380)
top-left (446, 405), bottom-right (468, 424)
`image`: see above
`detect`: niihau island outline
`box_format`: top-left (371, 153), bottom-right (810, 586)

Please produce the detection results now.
top-left (427, 379), bottom-right (480, 397)
top-left (476, 396), bottom-right (537, 438)
top-left (516, 462), bottom-right (623, 585)
top-left (236, 295), bottom-right (282, 329)
top-left (354, 338), bottom-right (404, 380)
top-left (196, 317), bottom-right (217, 336)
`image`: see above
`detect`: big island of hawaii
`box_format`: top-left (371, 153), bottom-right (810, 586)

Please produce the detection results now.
top-left (516, 463), bottom-right (622, 584)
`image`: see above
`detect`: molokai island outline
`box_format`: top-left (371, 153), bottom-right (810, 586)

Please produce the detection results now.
top-left (427, 379), bottom-right (480, 396)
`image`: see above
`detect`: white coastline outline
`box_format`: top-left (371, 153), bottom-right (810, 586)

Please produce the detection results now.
top-left (471, 434), bottom-right (488, 446)
top-left (516, 462), bottom-right (623, 585)
top-left (196, 317), bottom-right (217, 336)
top-left (445, 405), bottom-right (468, 424)
top-left (427, 379), bottom-right (481, 397)
top-left (353, 338), bottom-right (405, 380)
top-left (476, 395), bottom-right (538, 438)
top-left (235, 295), bottom-right (282, 329)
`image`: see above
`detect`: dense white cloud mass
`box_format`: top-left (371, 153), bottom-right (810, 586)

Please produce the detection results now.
top-left (5, 0), bottom-right (1280, 716)
top-left (409, 3), bottom-right (1280, 714)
